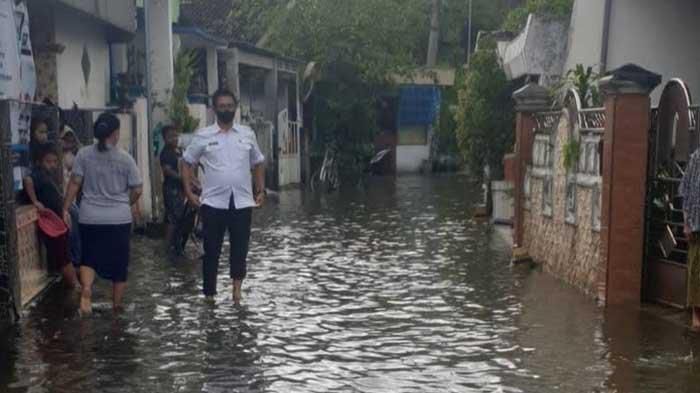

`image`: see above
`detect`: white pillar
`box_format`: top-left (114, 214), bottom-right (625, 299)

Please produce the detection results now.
top-left (145, 0), bottom-right (173, 128)
top-left (133, 98), bottom-right (153, 223)
top-left (224, 48), bottom-right (241, 123)
top-left (206, 47), bottom-right (218, 96)
top-left (144, 0), bottom-right (173, 221)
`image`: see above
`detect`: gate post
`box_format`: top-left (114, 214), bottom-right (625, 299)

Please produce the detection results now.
top-left (598, 65), bottom-right (661, 306)
top-left (512, 83), bottom-right (549, 247)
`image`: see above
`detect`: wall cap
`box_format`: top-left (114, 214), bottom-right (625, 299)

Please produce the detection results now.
top-left (513, 82), bottom-right (550, 112)
top-left (600, 64), bottom-right (661, 96)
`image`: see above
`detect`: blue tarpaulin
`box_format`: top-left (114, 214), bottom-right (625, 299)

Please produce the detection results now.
top-left (397, 86), bottom-right (442, 126)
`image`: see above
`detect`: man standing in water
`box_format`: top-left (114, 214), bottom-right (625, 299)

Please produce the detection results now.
top-left (182, 89), bottom-right (266, 303)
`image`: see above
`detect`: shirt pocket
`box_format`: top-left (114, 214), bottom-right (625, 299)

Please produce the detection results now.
top-left (233, 139), bottom-right (253, 162)
top-left (203, 143), bottom-right (225, 167)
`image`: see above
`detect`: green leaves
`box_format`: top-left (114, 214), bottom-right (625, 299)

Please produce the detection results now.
top-left (455, 39), bottom-right (515, 179)
top-left (567, 64), bottom-right (602, 108)
top-left (169, 49), bottom-right (200, 133)
top-left (502, 0), bottom-right (573, 33)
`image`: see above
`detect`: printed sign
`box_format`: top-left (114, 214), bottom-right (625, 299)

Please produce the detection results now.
top-left (15, 1), bottom-right (35, 102)
top-left (10, 101), bottom-right (31, 191)
top-left (0, 0), bottom-right (20, 99)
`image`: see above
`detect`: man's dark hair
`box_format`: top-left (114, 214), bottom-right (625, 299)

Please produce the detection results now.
top-left (35, 143), bottom-right (59, 162)
top-left (161, 124), bottom-right (178, 138)
top-left (212, 88), bottom-right (238, 107)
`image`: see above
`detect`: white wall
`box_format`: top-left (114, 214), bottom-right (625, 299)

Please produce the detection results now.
top-left (187, 103), bottom-right (210, 130)
top-left (397, 145), bottom-right (430, 173)
top-left (565, 0), bottom-right (700, 104)
top-left (606, 0), bottom-right (700, 104)
top-left (55, 6), bottom-right (111, 108)
top-left (563, 0), bottom-right (606, 75)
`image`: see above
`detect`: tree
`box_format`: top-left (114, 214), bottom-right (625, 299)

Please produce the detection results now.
top-left (502, 0), bottom-right (573, 32)
top-left (438, 0), bottom-right (508, 66)
top-left (168, 50), bottom-right (200, 133)
top-left (263, 0), bottom-right (432, 179)
top-left (454, 39), bottom-right (515, 179)
top-left (180, 0), bottom-right (290, 44)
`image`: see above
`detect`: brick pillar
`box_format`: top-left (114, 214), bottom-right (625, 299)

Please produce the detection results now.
top-left (511, 83), bottom-right (549, 247)
top-left (598, 65), bottom-right (661, 306)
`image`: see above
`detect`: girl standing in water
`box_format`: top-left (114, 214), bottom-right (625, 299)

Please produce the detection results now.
top-left (62, 113), bottom-right (142, 315)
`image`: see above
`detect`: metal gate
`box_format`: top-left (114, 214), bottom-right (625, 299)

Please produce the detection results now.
top-left (644, 79), bottom-right (699, 307)
top-left (277, 109), bottom-right (301, 187)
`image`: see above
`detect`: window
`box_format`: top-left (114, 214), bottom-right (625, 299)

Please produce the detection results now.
top-left (592, 186), bottom-right (601, 231)
top-left (565, 177), bottom-right (576, 224)
top-left (524, 169), bottom-right (531, 210)
top-left (543, 176), bottom-right (553, 217)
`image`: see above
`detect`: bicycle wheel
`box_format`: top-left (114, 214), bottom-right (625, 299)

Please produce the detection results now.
top-left (310, 170), bottom-right (322, 192)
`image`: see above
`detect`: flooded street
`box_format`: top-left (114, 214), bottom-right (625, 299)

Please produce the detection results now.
top-left (3, 175), bottom-right (700, 392)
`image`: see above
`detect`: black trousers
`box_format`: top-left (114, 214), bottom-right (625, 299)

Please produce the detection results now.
top-left (200, 197), bottom-right (253, 296)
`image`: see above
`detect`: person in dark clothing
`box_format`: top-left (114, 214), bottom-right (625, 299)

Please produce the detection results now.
top-left (23, 144), bottom-right (79, 288)
top-left (29, 117), bottom-right (50, 165)
top-left (160, 125), bottom-right (187, 255)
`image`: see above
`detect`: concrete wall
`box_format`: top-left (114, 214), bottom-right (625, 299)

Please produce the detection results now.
top-left (58, 0), bottom-right (137, 33)
top-left (523, 112), bottom-right (602, 298)
top-left (54, 7), bottom-right (111, 108)
top-left (397, 145), bottom-right (430, 173)
top-left (563, 0), bottom-right (606, 75)
top-left (606, 0), bottom-right (700, 104)
top-left (499, 14), bottom-right (568, 86)
top-left (565, 0), bottom-right (700, 104)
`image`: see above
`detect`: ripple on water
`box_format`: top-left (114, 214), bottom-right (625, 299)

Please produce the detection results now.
top-left (5, 176), bottom-right (700, 392)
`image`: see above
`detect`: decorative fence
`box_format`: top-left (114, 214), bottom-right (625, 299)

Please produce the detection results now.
top-left (519, 88), bottom-right (605, 297)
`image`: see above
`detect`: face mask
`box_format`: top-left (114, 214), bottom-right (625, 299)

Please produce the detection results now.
top-left (216, 110), bottom-right (235, 124)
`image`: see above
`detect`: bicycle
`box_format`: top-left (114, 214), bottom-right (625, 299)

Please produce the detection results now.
top-left (311, 147), bottom-right (340, 192)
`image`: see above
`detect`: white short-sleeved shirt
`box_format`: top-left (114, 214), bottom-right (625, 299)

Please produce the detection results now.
top-left (183, 123), bottom-right (265, 210)
top-left (73, 145), bottom-right (143, 225)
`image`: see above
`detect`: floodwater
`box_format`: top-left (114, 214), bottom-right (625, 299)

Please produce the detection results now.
top-left (2, 175), bottom-right (700, 393)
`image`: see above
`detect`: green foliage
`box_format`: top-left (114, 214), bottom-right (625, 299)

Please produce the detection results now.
top-left (169, 50), bottom-right (200, 133)
top-left (248, 0), bottom-right (514, 178)
top-left (503, 0), bottom-right (573, 32)
top-left (265, 0), bottom-right (435, 178)
top-left (568, 64), bottom-right (602, 108)
top-left (435, 71), bottom-right (463, 155)
top-left (562, 139), bottom-right (580, 172)
top-left (455, 39), bottom-right (515, 179)
top-left (551, 64), bottom-right (602, 108)
top-left (183, 0), bottom-right (289, 44)
top-left (436, 0), bottom-right (508, 66)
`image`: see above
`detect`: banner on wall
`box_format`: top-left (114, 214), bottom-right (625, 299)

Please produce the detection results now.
top-left (14, 1), bottom-right (35, 102)
top-left (0, 0), bottom-right (21, 100)
top-left (9, 1), bottom-right (36, 191)
top-left (10, 101), bottom-right (31, 191)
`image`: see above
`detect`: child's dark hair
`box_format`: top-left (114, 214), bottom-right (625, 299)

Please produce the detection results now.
top-left (94, 113), bottom-right (120, 152)
top-left (161, 124), bottom-right (178, 139)
top-left (30, 116), bottom-right (49, 137)
top-left (35, 143), bottom-right (59, 163)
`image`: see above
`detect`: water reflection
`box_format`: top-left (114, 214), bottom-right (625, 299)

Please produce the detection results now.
top-left (2, 175), bottom-right (700, 392)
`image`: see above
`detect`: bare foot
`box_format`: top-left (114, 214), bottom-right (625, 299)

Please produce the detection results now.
top-left (232, 280), bottom-right (243, 305)
top-left (79, 288), bottom-right (92, 316)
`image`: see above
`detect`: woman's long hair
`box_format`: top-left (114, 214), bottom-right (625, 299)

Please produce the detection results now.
top-left (93, 113), bottom-right (120, 152)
